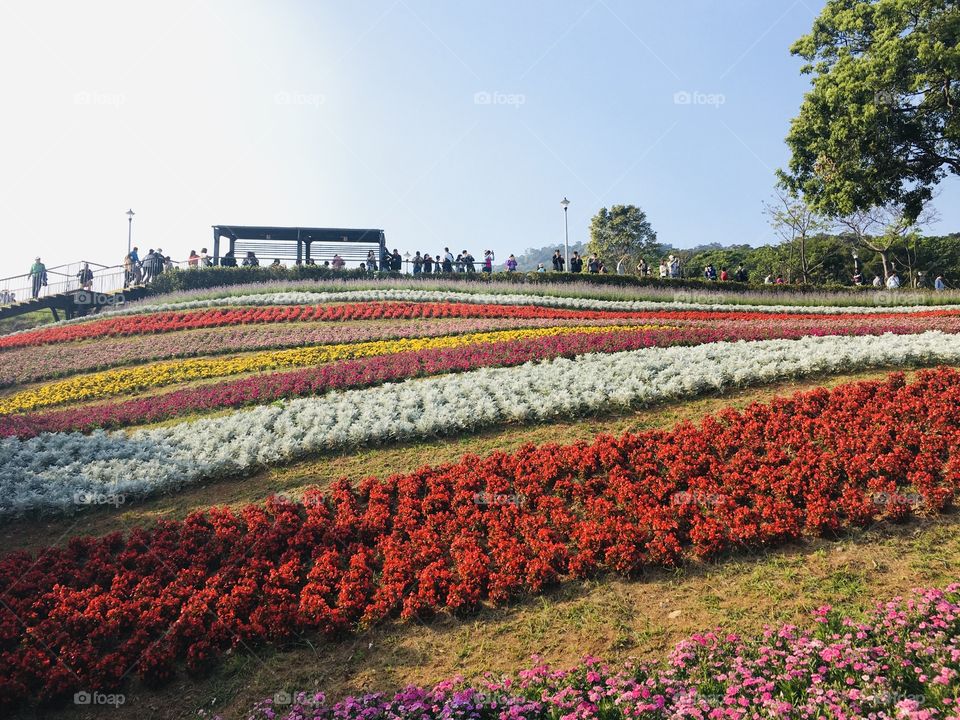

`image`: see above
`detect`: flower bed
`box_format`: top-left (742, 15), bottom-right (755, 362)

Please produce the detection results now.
top-left (11, 316), bottom-right (960, 438)
top-left (0, 324), bottom-right (655, 414)
top-left (1, 368), bottom-right (959, 707)
top-left (5, 332), bottom-right (960, 518)
top-left (5, 290), bottom-right (960, 348)
top-left (242, 586), bottom-right (960, 719)
top-left (0, 317), bottom-right (636, 386)
top-left (0, 302), bottom-right (656, 350)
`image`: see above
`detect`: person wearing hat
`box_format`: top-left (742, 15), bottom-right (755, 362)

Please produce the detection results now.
top-left (29, 257), bottom-right (46, 299)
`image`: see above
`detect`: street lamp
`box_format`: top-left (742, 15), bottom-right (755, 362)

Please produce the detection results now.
top-left (126, 209), bottom-right (135, 256)
top-left (560, 197), bottom-right (570, 271)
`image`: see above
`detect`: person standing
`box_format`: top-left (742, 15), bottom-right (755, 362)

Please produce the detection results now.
top-left (366, 249), bottom-right (377, 271)
top-left (199, 247), bottom-right (212, 267)
top-left (391, 249), bottom-right (402, 271)
top-left (188, 250), bottom-right (200, 267)
top-left (569, 251), bottom-right (583, 274)
top-left (552, 250), bottom-right (562, 271)
top-left (482, 250), bottom-right (494, 273)
top-left (423, 253), bottom-right (433, 273)
top-left (588, 255), bottom-right (601, 273)
top-left (505, 254), bottom-right (518, 272)
top-left (443, 248), bottom-right (454, 273)
top-left (659, 259), bottom-right (668, 278)
top-left (935, 274), bottom-right (946, 291)
top-left (886, 272), bottom-right (901, 289)
top-left (412, 252), bottom-right (423, 274)
top-left (719, 267), bottom-right (728, 282)
top-left (30, 257), bottom-right (46, 299)
top-left (77, 262), bottom-right (93, 290)
top-left (332, 253), bottom-right (346, 270)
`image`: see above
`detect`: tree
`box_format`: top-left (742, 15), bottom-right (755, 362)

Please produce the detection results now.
top-left (836, 203), bottom-right (938, 281)
top-left (781, 0), bottom-right (960, 221)
top-left (763, 188), bottom-right (833, 283)
top-left (587, 205), bottom-right (658, 272)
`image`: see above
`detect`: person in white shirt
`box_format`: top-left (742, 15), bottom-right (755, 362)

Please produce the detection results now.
top-left (935, 275), bottom-right (946, 291)
top-left (872, 275), bottom-right (883, 287)
top-left (886, 273), bottom-right (901, 289)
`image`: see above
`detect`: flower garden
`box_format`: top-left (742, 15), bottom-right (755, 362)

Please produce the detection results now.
top-left (1, 281), bottom-right (960, 718)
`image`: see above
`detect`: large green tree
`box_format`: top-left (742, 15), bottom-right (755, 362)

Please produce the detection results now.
top-left (782, 0), bottom-right (959, 220)
top-left (587, 205), bottom-right (658, 272)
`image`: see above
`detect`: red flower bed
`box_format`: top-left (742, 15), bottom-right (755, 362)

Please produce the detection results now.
top-left (0, 302), bottom-right (655, 350)
top-left (5, 301), bottom-right (960, 350)
top-left (2, 368), bottom-right (960, 707)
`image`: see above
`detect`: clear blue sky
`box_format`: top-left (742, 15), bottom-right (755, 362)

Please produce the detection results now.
top-left (1, 0), bottom-right (957, 275)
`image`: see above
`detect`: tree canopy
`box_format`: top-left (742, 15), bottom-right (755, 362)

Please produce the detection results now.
top-left (587, 205), bottom-right (659, 269)
top-left (782, 0), bottom-right (959, 220)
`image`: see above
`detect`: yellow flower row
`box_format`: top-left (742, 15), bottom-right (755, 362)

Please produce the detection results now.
top-left (0, 324), bottom-right (669, 415)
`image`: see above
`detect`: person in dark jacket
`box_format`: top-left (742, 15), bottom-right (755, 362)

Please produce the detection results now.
top-left (221, 250), bottom-right (238, 267)
top-left (569, 252), bottom-right (583, 273)
top-left (551, 250), bottom-right (563, 271)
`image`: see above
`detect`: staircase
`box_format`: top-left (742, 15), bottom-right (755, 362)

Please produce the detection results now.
top-left (0, 262), bottom-right (151, 322)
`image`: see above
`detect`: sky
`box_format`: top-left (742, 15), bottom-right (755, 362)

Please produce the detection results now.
top-left (0, 0), bottom-right (958, 276)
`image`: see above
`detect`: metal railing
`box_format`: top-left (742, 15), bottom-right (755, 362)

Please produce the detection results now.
top-left (0, 258), bottom-right (194, 308)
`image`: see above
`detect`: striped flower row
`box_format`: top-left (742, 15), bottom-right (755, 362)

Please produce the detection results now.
top-left (2, 288), bottom-right (955, 343)
top-left (0, 317), bottom-right (636, 386)
top-left (2, 331), bottom-right (959, 518)
top-left (0, 325), bottom-right (658, 414)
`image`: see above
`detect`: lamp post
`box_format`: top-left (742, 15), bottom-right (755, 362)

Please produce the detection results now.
top-left (126, 209), bottom-right (135, 256)
top-left (560, 197), bottom-right (570, 271)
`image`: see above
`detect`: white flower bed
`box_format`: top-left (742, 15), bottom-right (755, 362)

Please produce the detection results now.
top-left (0, 330), bottom-right (955, 518)
top-left (3, 288), bottom-right (957, 343)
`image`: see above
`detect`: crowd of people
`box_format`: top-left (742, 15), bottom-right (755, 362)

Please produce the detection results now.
top-left (5, 245), bottom-right (951, 309)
